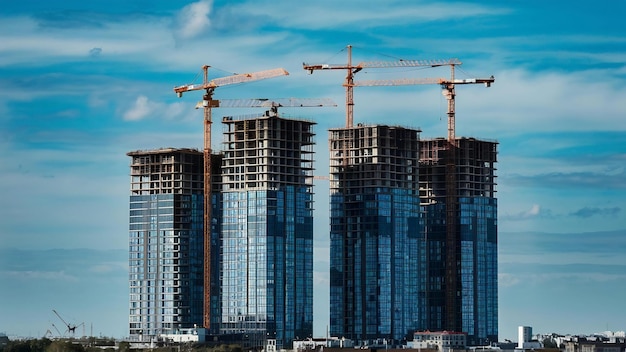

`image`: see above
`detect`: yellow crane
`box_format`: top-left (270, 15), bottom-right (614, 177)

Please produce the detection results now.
top-left (174, 66), bottom-right (288, 329)
top-left (303, 44), bottom-right (460, 128)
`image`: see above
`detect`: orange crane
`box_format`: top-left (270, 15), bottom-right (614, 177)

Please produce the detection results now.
top-left (174, 66), bottom-right (288, 329)
top-left (354, 66), bottom-right (494, 143)
top-left (356, 62), bottom-right (494, 333)
top-left (303, 44), bottom-right (461, 128)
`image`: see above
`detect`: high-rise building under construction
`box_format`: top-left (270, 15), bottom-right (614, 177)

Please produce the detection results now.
top-left (127, 113), bottom-right (315, 348)
top-left (328, 127), bottom-right (498, 345)
top-left (328, 124), bottom-right (422, 342)
top-left (127, 148), bottom-right (205, 340)
top-left (419, 137), bottom-right (498, 346)
top-left (218, 113), bottom-right (315, 349)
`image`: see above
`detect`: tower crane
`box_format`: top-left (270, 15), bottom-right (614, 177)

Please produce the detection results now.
top-left (303, 44), bottom-right (460, 128)
top-left (174, 65), bottom-right (336, 328)
top-left (357, 62), bottom-right (494, 333)
top-left (174, 66), bottom-right (288, 330)
top-left (53, 309), bottom-right (77, 336)
top-left (354, 68), bottom-right (494, 143)
top-left (194, 97), bottom-right (336, 116)
top-left (51, 323), bottom-right (62, 337)
top-left (43, 329), bottom-right (53, 339)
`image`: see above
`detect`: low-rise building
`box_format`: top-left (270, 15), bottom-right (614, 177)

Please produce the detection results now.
top-left (159, 327), bottom-right (207, 343)
top-left (408, 331), bottom-right (467, 351)
top-left (564, 337), bottom-right (626, 352)
top-left (292, 337), bottom-right (354, 351)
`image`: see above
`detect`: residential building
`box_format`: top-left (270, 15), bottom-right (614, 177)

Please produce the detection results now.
top-left (127, 148), bottom-right (207, 340)
top-left (328, 124), bottom-right (422, 342)
top-left (218, 113), bottom-right (315, 349)
top-left (419, 138), bottom-right (498, 345)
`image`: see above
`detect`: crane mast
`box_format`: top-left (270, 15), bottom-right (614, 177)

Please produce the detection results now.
top-left (175, 66), bottom-right (288, 330)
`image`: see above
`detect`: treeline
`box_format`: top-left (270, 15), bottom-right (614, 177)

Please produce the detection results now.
top-left (1, 339), bottom-right (93, 352)
top-left (1, 339), bottom-right (244, 352)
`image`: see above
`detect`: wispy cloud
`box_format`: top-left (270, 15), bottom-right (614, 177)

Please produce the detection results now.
top-left (221, 1), bottom-right (509, 31)
top-left (89, 262), bottom-right (128, 274)
top-left (499, 270), bottom-right (626, 290)
top-left (501, 204), bottom-right (553, 221)
top-left (122, 95), bottom-right (188, 122)
top-left (0, 270), bottom-right (78, 282)
top-left (499, 229), bottom-right (626, 259)
top-left (0, 248), bottom-right (127, 273)
top-left (174, 0), bottom-right (213, 41)
top-left (502, 205), bottom-right (623, 223)
top-left (504, 170), bottom-right (626, 190)
top-left (569, 207), bottom-right (621, 218)
top-left (33, 10), bottom-right (111, 30)
top-left (499, 229), bottom-right (626, 289)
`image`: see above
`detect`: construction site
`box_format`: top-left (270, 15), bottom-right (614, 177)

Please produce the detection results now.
top-left (306, 45), bottom-right (497, 344)
top-left (122, 45), bottom-right (498, 348)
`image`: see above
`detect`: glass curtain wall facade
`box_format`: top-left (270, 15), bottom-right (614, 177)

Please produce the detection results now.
top-left (419, 138), bottom-right (498, 345)
top-left (219, 115), bottom-right (314, 349)
top-left (127, 148), bottom-right (205, 340)
top-left (329, 124), bottom-right (422, 343)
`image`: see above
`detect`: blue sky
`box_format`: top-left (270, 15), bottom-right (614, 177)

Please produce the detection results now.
top-left (1, 0), bottom-right (625, 342)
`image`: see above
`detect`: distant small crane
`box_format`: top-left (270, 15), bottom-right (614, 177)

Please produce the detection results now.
top-left (53, 309), bottom-right (78, 337)
top-left (43, 329), bottom-right (53, 339)
top-left (51, 323), bottom-right (63, 337)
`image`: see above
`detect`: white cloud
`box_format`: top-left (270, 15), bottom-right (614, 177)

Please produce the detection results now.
top-left (123, 95), bottom-right (152, 121)
top-left (121, 95), bottom-right (193, 122)
top-left (500, 204), bottom-right (545, 221)
top-left (0, 15), bottom-right (173, 66)
top-left (528, 204), bottom-right (540, 216)
top-left (174, 0), bottom-right (213, 40)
